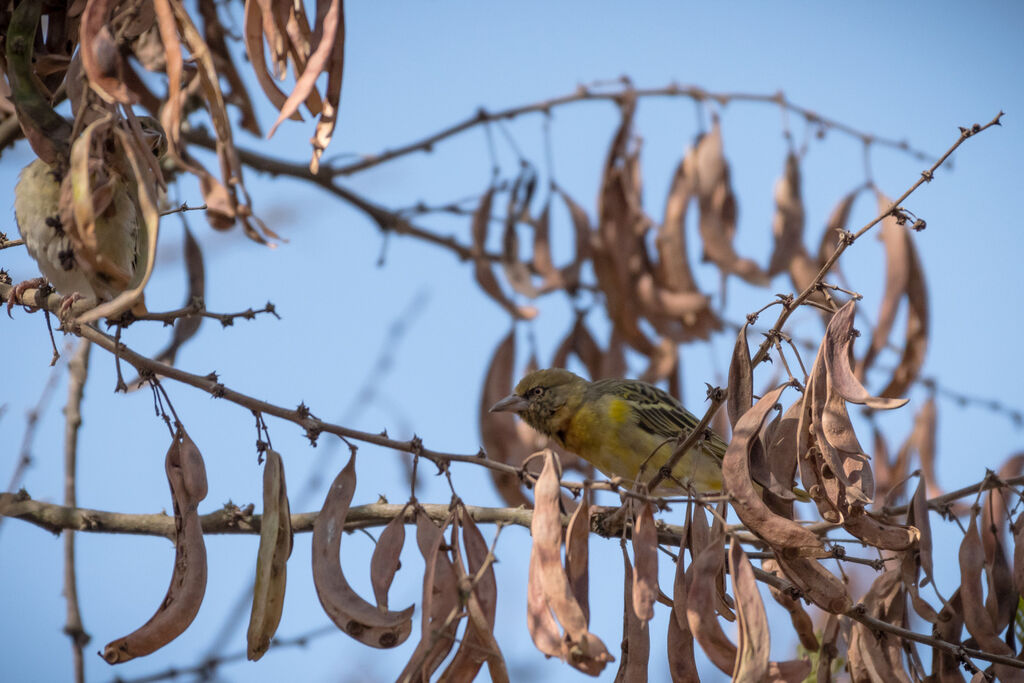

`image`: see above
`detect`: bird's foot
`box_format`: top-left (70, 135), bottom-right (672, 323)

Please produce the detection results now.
top-left (6, 277), bottom-right (47, 317)
top-left (59, 292), bottom-right (86, 318)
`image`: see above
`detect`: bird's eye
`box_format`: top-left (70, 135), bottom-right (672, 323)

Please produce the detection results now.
top-left (530, 386), bottom-right (545, 398)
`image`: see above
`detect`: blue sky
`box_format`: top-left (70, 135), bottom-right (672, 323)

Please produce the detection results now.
top-left (2, 2), bottom-right (1022, 681)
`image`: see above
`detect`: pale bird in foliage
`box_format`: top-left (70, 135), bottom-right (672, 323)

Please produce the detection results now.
top-left (490, 368), bottom-right (726, 493)
top-left (9, 117), bottom-right (165, 315)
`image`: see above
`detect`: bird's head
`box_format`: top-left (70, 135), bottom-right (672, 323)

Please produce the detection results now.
top-left (489, 368), bottom-right (587, 438)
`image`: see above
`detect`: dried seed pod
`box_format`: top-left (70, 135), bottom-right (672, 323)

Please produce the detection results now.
top-left (527, 450), bottom-right (613, 675)
top-left (631, 502), bottom-right (658, 622)
top-left (102, 426), bottom-right (208, 663)
top-left (614, 544), bottom-right (649, 682)
top-left (247, 449), bottom-right (293, 661)
top-left (370, 505), bottom-right (408, 611)
top-left (311, 454), bottom-right (413, 649)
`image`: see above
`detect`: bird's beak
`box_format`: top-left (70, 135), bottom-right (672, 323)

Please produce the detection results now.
top-left (489, 394), bottom-right (528, 413)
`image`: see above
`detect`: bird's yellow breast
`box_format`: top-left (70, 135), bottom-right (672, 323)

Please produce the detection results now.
top-left (563, 394), bottom-right (722, 493)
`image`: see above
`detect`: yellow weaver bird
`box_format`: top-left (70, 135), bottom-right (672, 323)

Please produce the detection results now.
top-left (490, 368), bottom-right (726, 494)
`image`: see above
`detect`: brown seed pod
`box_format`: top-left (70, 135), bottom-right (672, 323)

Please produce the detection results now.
top-left (101, 425), bottom-right (208, 664)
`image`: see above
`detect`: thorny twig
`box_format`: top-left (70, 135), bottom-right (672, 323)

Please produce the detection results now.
top-left (646, 111), bottom-right (1004, 492)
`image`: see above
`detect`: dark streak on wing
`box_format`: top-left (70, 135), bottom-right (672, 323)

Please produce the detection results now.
top-left (591, 379), bottom-right (727, 459)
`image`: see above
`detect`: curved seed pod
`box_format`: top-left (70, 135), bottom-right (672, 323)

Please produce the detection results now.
top-left (553, 185), bottom-right (592, 294)
top-left (902, 477), bottom-right (940, 622)
top-left (312, 454), bottom-right (413, 648)
top-left (722, 383), bottom-right (825, 554)
top-left (564, 488), bottom-right (591, 622)
top-left (247, 449), bottom-right (293, 661)
top-left (773, 553), bottom-right (851, 615)
top-left (398, 511), bottom-right (460, 681)
top-left (685, 522), bottom-right (735, 674)
top-left (501, 168), bottom-right (539, 297)
top-left (727, 323), bottom-right (753, 429)
top-left (768, 151), bottom-right (805, 277)
top-left (479, 330), bottom-right (533, 507)
top-left (440, 506), bottom-right (505, 683)
top-left (730, 539), bottom-right (770, 682)
top-left (615, 544), bottom-right (650, 682)
top-left (631, 502), bottom-right (658, 622)
top-left (849, 568), bottom-right (910, 683)
top-left (930, 590), bottom-right (966, 682)
top-left (531, 200), bottom-right (562, 291)
top-left (958, 509), bottom-right (1024, 682)
top-left (843, 508), bottom-right (918, 551)
top-left (691, 121), bottom-right (769, 287)
top-left (817, 190), bottom-right (858, 268)
top-left (761, 559), bottom-right (818, 653)
top-left (668, 504), bottom-right (698, 681)
top-left (815, 613), bottom-right (841, 683)
top-left (370, 505), bottom-right (408, 611)
top-left (471, 186), bottom-right (538, 320)
top-left (824, 301), bottom-right (908, 410)
top-left (593, 96), bottom-right (657, 356)
top-left (102, 425), bottom-right (208, 663)
top-left (529, 450), bottom-right (613, 675)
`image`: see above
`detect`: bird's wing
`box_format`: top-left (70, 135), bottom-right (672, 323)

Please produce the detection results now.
top-left (595, 379), bottom-right (727, 459)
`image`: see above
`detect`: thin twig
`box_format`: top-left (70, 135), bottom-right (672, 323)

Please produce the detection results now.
top-left (62, 340), bottom-right (91, 683)
top-left (106, 625), bottom-right (340, 683)
top-left (182, 129), bottom-right (503, 265)
top-left (328, 82), bottom-right (935, 177)
top-left (647, 111), bottom-right (1003, 492)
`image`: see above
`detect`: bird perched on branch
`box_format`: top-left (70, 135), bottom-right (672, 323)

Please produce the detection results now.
top-left (490, 368), bottom-right (726, 493)
top-left (9, 116), bottom-right (165, 317)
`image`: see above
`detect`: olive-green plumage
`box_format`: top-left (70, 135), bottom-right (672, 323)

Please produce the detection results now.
top-left (490, 368), bottom-right (726, 493)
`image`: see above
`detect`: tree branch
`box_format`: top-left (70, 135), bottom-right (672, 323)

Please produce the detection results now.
top-left (327, 81), bottom-right (936, 177)
top-left (647, 111), bottom-right (1004, 491)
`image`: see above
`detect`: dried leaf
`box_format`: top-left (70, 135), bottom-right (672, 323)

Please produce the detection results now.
top-left (815, 614), bottom-right (841, 683)
top-left (81, 0), bottom-right (137, 104)
top-left (102, 425), bottom-right (208, 663)
top-left (312, 454), bottom-right (413, 648)
top-left (247, 449), bottom-right (293, 660)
